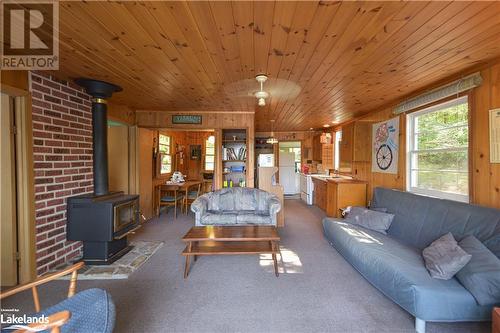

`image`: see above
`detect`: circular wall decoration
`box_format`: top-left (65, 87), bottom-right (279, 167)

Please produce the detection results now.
top-left (376, 144), bottom-right (393, 170)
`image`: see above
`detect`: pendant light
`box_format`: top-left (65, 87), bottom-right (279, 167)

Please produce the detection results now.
top-left (267, 119), bottom-right (279, 144)
top-left (255, 75), bottom-right (269, 107)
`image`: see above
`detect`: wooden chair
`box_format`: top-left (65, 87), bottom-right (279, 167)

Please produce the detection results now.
top-left (184, 182), bottom-right (202, 214)
top-left (158, 185), bottom-right (184, 219)
top-left (0, 262), bottom-right (83, 333)
top-left (493, 307), bottom-right (500, 333)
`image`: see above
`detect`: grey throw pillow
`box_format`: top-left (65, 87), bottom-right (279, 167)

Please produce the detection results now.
top-left (422, 233), bottom-right (472, 280)
top-left (370, 207), bottom-right (388, 213)
top-left (344, 206), bottom-right (394, 234)
top-left (456, 235), bottom-right (500, 306)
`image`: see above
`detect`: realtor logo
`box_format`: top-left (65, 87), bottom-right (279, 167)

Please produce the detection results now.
top-left (1, 0), bottom-right (59, 70)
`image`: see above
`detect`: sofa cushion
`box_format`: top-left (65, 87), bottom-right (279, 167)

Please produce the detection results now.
top-left (235, 188), bottom-right (257, 210)
top-left (422, 233), bottom-right (471, 280)
top-left (218, 190), bottom-right (235, 211)
top-left (201, 211), bottom-right (237, 225)
top-left (457, 235), bottom-right (500, 306)
top-left (323, 218), bottom-right (492, 321)
top-left (236, 211), bottom-right (271, 225)
top-left (371, 187), bottom-right (500, 258)
top-left (345, 206), bottom-right (394, 234)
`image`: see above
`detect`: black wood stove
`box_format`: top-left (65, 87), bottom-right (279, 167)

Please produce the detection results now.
top-left (67, 79), bottom-right (140, 265)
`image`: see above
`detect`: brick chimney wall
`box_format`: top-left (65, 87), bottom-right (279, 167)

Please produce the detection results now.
top-left (30, 72), bottom-right (93, 275)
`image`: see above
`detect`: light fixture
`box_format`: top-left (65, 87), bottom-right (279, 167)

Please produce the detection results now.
top-left (266, 119), bottom-right (279, 144)
top-left (323, 124), bottom-right (330, 128)
top-left (255, 75), bottom-right (269, 107)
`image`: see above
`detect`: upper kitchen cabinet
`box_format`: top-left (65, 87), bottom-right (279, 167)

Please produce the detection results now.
top-left (312, 134), bottom-right (323, 161)
top-left (353, 122), bottom-right (371, 162)
top-left (339, 122), bottom-right (372, 172)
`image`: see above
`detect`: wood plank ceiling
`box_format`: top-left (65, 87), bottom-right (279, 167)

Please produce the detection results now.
top-left (54, 1), bottom-right (500, 131)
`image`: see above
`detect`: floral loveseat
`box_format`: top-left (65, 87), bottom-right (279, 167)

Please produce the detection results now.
top-left (191, 187), bottom-right (281, 226)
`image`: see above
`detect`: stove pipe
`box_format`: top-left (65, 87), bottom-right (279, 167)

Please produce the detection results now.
top-left (75, 79), bottom-right (122, 196)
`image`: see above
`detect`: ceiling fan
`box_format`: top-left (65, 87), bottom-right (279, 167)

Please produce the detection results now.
top-left (254, 74), bottom-right (269, 107)
top-left (223, 75), bottom-right (301, 107)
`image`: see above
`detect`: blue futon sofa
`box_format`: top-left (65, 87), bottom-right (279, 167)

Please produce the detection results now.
top-left (323, 187), bottom-right (500, 333)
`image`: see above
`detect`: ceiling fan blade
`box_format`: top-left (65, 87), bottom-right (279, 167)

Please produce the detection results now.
top-left (223, 77), bottom-right (301, 100)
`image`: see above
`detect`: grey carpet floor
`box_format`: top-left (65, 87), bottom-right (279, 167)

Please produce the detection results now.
top-left (3, 200), bottom-right (491, 333)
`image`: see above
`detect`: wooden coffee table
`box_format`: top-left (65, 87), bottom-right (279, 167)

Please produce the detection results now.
top-left (181, 226), bottom-right (281, 278)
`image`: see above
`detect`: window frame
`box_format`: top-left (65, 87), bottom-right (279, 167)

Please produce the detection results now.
top-left (158, 133), bottom-right (172, 175)
top-left (204, 135), bottom-right (215, 171)
top-left (334, 130), bottom-right (341, 171)
top-left (406, 96), bottom-right (470, 203)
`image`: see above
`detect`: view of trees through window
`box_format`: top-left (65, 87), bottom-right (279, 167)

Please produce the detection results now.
top-left (408, 97), bottom-right (469, 201)
top-left (159, 134), bottom-right (172, 174)
top-left (205, 136), bottom-right (215, 171)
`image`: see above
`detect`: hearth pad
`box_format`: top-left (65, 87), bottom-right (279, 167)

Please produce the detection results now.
top-left (53, 241), bottom-right (163, 280)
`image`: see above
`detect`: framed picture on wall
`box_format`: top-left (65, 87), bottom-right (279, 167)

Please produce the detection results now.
top-left (190, 145), bottom-right (201, 160)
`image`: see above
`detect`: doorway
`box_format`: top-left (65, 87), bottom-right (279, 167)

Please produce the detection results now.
top-left (1, 93), bottom-right (19, 286)
top-left (279, 141), bottom-right (301, 196)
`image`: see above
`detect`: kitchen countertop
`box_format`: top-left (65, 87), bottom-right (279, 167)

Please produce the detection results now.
top-left (309, 174), bottom-right (367, 184)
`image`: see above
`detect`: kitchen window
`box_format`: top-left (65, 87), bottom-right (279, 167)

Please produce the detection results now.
top-left (205, 135), bottom-right (215, 171)
top-left (334, 131), bottom-right (341, 171)
top-left (406, 96), bottom-right (469, 202)
top-left (159, 134), bottom-right (172, 174)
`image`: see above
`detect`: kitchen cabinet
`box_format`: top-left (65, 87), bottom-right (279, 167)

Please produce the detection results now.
top-left (322, 143), bottom-right (334, 169)
top-left (339, 122), bottom-right (372, 173)
top-left (353, 122), bottom-right (371, 162)
top-left (325, 179), bottom-right (367, 217)
top-left (339, 123), bottom-right (354, 172)
top-left (312, 176), bottom-right (367, 217)
top-left (312, 177), bottom-right (327, 211)
top-left (312, 134), bottom-right (322, 161)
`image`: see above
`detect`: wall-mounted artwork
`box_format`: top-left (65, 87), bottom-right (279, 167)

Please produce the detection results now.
top-left (372, 116), bottom-right (399, 174)
top-left (190, 145), bottom-right (201, 160)
top-left (490, 108), bottom-right (500, 163)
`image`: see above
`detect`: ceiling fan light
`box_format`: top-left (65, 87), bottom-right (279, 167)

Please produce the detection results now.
top-left (258, 97), bottom-right (266, 106)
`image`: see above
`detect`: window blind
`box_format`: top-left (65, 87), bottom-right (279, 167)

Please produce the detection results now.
top-left (394, 72), bottom-right (482, 115)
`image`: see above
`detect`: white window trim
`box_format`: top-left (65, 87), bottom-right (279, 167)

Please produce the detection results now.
top-left (406, 96), bottom-right (469, 203)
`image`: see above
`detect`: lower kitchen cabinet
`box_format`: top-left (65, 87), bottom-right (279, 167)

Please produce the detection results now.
top-left (313, 176), bottom-right (367, 217)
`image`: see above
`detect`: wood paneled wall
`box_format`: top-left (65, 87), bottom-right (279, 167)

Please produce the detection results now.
top-left (108, 103), bottom-right (136, 125)
top-left (136, 110), bottom-right (255, 188)
top-left (343, 61), bottom-right (500, 209)
top-left (185, 131), bottom-right (215, 180)
top-left (138, 128), bottom-right (154, 219)
top-left (472, 63), bottom-right (500, 208)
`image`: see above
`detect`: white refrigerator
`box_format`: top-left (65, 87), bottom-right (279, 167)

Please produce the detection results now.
top-left (279, 152), bottom-right (299, 195)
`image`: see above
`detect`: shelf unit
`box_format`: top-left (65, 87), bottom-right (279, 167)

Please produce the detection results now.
top-left (222, 129), bottom-right (247, 187)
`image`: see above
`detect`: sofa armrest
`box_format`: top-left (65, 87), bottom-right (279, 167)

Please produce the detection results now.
top-left (191, 195), bottom-right (209, 225)
top-left (269, 196), bottom-right (281, 214)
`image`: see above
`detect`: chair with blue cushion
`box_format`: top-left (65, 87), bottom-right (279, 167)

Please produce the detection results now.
top-left (184, 182), bottom-right (201, 215)
top-left (158, 185), bottom-right (184, 219)
top-left (0, 262), bottom-right (115, 333)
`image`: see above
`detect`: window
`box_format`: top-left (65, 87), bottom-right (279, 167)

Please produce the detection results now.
top-left (407, 96), bottom-right (469, 202)
top-left (159, 134), bottom-right (171, 174)
top-left (205, 135), bottom-right (215, 171)
top-left (334, 131), bottom-right (342, 171)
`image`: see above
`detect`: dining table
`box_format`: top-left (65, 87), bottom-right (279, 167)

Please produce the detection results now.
top-left (155, 180), bottom-right (203, 217)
